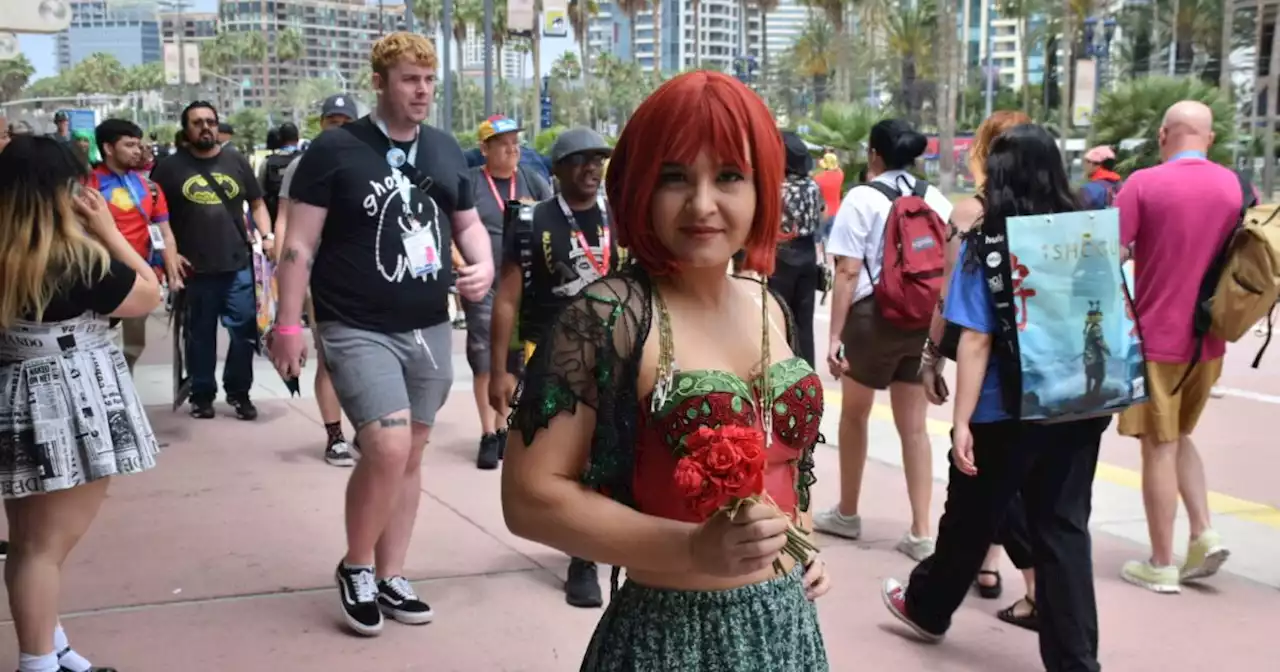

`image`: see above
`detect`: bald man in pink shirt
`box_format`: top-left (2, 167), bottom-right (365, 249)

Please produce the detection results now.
top-left (1115, 100), bottom-right (1237, 594)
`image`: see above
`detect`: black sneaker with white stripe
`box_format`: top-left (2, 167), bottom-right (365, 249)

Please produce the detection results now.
top-left (335, 563), bottom-right (383, 636)
top-left (377, 576), bottom-right (435, 624)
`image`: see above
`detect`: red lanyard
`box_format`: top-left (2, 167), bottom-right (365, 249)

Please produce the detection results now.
top-left (557, 195), bottom-right (611, 278)
top-left (484, 168), bottom-right (516, 212)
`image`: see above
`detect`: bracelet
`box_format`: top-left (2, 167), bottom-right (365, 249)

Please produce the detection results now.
top-left (274, 324), bottom-right (303, 336)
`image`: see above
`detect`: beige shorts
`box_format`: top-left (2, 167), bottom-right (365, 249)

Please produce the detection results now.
top-left (1118, 358), bottom-right (1223, 444)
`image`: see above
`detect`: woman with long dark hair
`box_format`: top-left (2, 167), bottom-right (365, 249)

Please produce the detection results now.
top-left (0, 135), bottom-right (162, 672)
top-left (883, 124), bottom-right (1107, 672)
top-left (502, 71), bottom-right (830, 670)
top-left (920, 110), bottom-right (1040, 628)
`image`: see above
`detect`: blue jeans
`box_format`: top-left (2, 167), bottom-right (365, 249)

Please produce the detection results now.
top-left (185, 267), bottom-right (256, 403)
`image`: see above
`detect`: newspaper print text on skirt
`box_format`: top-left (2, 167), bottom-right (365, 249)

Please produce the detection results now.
top-left (580, 564), bottom-right (828, 672)
top-left (0, 316), bottom-right (160, 499)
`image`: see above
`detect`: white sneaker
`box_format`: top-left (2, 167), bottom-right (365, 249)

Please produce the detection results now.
top-left (896, 532), bottom-right (936, 561)
top-left (813, 506), bottom-right (862, 540)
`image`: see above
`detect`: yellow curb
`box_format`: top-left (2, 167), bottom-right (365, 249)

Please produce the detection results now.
top-left (824, 389), bottom-right (1280, 530)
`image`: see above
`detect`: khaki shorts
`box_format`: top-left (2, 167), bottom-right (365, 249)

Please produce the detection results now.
top-left (841, 295), bottom-right (927, 390)
top-left (1117, 358), bottom-right (1223, 444)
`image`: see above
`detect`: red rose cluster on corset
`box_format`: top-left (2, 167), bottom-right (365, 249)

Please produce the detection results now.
top-left (674, 426), bottom-right (767, 519)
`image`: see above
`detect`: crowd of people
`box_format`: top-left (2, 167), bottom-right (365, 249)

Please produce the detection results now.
top-left (0, 27), bottom-right (1262, 672)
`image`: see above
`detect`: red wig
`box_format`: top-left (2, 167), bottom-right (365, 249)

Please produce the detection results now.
top-left (605, 71), bottom-right (784, 276)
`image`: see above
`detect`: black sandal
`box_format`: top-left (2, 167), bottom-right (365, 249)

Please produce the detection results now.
top-left (996, 597), bottom-right (1040, 632)
top-left (974, 569), bottom-right (1002, 599)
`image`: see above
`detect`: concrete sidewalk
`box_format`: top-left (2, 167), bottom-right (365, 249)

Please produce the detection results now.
top-left (0, 317), bottom-right (1276, 670)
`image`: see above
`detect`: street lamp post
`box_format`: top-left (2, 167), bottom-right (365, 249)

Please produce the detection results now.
top-left (441, 0), bottom-right (453, 132)
top-left (158, 0), bottom-right (193, 101)
top-left (483, 0), bottom-right (494, 116)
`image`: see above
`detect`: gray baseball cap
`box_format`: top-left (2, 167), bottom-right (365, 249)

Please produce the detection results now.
top-left (320, 94), bottom-right (356, 120)
top-left (550, 127), bottom-right (611, 165)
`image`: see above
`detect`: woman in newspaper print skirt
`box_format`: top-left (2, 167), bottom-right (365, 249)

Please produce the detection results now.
top-left (0, 135), bottom-right (162, 672)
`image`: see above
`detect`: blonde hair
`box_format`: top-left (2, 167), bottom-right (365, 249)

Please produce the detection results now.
top-left (370, 32), bottom-right (439, 75)
top-left (968, 110), bottom-right (1032, 188)
top-left (819, 152), bottom-right (839, 172)
top-left (0, 184), bottom-right (110, 328)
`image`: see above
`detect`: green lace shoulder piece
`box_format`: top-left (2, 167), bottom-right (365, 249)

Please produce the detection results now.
top-left (510, 270), bottom-right (651, 506)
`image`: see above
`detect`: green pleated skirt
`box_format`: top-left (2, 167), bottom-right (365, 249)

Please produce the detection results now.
top-left (580, 565), bottom-right (829, 671)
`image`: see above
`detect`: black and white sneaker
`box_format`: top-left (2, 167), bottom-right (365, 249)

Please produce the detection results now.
top-left (335, 563), bottom-right (383, 636)
top-left (325, 440), bottom-right (355, 467)
top-left (0, 539), bottom-right (7, 560)
top-left (228, 395), bottom-right (258, 421)
top-left (377, 575), bottom-right (435, 625)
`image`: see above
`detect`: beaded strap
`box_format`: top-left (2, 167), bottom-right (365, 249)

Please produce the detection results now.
top-left (650, 281), bottom-right (774, 448)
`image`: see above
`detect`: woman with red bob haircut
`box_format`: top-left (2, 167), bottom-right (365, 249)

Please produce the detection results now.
top-left (502, 70), bottom-right (831, 670)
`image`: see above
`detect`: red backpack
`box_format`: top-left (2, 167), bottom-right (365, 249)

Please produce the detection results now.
top-left (864, 179), bottom-right (948, 329)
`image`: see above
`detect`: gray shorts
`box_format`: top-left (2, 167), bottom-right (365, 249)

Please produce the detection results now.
top-left (462, 289), bottom-right (494, 375)
top-left (316, 321), bottom-right (454, 429)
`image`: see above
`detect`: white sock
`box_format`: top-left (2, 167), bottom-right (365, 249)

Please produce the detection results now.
top-left (54, 624), bottom-right (93, 672)
top-left (17, 651), bottom-right (59, 672)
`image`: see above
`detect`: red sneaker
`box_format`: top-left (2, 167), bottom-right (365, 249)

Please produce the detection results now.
top-left (882, 578), bottom-right (944, 643)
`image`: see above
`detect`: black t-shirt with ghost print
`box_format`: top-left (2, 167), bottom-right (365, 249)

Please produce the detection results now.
top-left (289, 116), bottom-right (475, 333)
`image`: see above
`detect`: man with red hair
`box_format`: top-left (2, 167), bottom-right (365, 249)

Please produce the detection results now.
top-left (490, 127), bottom-right (616, 609)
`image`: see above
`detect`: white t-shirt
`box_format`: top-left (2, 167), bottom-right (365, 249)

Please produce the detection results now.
top-left (826, 170), bottom-right (954, 303)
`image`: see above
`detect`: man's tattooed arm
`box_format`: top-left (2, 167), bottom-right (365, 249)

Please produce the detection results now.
top-left (274, 202), bottom-right (327, 328)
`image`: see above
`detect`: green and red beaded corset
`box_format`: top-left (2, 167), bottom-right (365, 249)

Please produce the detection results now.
top-left (510, 269), bottom-right (821, 521)
top-left (634, 357), bottom-right (823, 522)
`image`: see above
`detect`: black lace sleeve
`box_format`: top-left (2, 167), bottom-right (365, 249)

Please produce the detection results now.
top-left (510, 270), bottom-right (652, 506)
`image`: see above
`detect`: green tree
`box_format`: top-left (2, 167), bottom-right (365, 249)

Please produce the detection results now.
top-left (1091, 76), bottom-right (1235, 174)
top-left (68, 52), bottom-right (128, 94)
top-left (800, 102), bottom-right (884, 189)
top-left (790, 16), bottom-right (838, 108)
top-left (123, 62), bottom-right (164, 92)
top-left (227, 107), bottom-right (269, 151)
top-left (276, 27), bottom-right (304, 63)
top-left (0, 54), bottom-right (36, 102)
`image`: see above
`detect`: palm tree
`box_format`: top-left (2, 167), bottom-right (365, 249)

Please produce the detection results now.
top-left (756, 0), bottom-right (779, 76)
top-left (494, 1), bottom-right (510, 84)
top-left (791, 16), bottom-right (838, 106)
top-left (276, 28), bottom-right (304, 64)
top-left (122, 62), bottom-right (164, 93)
top-left (453, 0), bottom-right (483, 82)
top-left (0, 54), bottom-right (36, 102)
top-left (800, 102), bottom-right (884, 187)
top-left (413, 0), bottom-right (443, 36)
top-left (998, 0), bottom-right (1043, 113)
top-left (68, 52), bottom-right (128, 94)
top-left (1091, 76), bottom-right (1235, 172)
top-left (569, 0), bottom-right (600, 121)
top-left (885, 0), bottom-right (936, 124)
top-left (936, 0), bottom-right (958, 193)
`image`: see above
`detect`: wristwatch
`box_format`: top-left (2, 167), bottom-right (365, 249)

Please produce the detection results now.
top-left (263, 232), bottom-right (275, 241)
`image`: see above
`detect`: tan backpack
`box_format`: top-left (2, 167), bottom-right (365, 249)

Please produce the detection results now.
top-left (1209, 200), bottom-right (1280, 343)
top-left (1175, 176), bottom-right (1280, 392)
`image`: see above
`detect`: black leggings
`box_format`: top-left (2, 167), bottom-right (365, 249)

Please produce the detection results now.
top-left (768, 259), bottom-right (819, 368)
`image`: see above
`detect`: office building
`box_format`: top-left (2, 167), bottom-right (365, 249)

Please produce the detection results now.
top-left (160, 11), bottom-right (217, 44)
top-left (586, 0), bottom-right (811, 77)
top-left (217, 0), bottom-right (406, 109)
top-left (960, 0), bottom-right (1044, 89)
top-left (459, 38), bottom-right (523, 82)
top-left (56, 0), bottom-right (163, 72)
